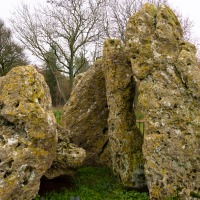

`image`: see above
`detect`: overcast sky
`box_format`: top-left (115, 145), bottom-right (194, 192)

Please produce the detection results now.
top-left (0, 0), bottom-right (199, 63)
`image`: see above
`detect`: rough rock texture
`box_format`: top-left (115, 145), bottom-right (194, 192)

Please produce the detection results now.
top-left (45, 125), bottom-right (86, 179)
top-left (126, 3), bottom-right (200, 199)
top-left (103, 39), bottom-right (145, 189)
top-left (0, 66), bottom-right (57, 200)
top-left (62, 60), bottom-right (110, 166)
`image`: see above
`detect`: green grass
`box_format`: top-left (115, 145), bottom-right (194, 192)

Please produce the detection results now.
top-left (53, 107), bottom-right (63, 124)
top-left (136, 112), bottom-right (145, 134)
top-left (136, 121), bottom-right (145, 134)
top-left (34, 166), bottom-right (149, 200)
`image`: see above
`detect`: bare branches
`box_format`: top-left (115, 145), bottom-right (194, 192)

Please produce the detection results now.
top-left (103, 0), bottom-right (193, 45)
top-left (10, 0), bottom-right (195, 89)
top-left (11, 0), bottom-right (105, 89)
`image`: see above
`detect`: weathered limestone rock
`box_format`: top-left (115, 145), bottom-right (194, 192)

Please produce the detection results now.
top-left (62, 60), bottom-right (110, 166)
top-left (45, 125), bottom-right (86, 179)
top-left (103, 39), bottom-right (145, 189)
top-left (126, 4), bottom-right (200, 199)
top-left (0, 66), bottom-right (57, 200)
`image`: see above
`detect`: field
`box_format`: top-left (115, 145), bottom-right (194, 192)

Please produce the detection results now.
top-left (34, 166), bottom-right (149, 200)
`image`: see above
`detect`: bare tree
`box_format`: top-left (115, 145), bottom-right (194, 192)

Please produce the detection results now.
top-left (11, 0), bottom-right (194, 92)
top-left (11, 0), bottom-right (106, 90)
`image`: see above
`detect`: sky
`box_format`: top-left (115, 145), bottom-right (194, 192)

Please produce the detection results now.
top-left (0, 0), bottom-right (199, 63)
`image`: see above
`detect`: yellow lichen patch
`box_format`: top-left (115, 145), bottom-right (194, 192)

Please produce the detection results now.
top-left (0, 66), bottom-right (57, 199)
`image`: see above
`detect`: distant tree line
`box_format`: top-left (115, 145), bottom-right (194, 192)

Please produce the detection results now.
top-left (0, 19), bottom-right (28, 76)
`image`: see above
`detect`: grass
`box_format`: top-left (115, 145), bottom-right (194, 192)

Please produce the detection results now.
top-left (53, 107), bottom-right (63, 124)
top-left (136, 112), bottom-right (145, 134)
top-left (34, 166), bottom-right (149, 200)
top-left (49, 108), bottom-right (148, 199)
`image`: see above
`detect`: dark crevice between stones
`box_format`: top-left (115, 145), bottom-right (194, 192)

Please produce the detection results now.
top-left (128, 75), bottom-right (135, 116)
top-left (98, 139), bottom-right (109, 157)
top-left (38, 175), bottom-right (74, 196)
top-left (153, 13), bottom-right (157, 30)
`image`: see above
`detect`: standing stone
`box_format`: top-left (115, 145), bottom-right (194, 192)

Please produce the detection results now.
top-left (62, 60), bottom-right (110, 166)
top-left (103, 39), bottom-right (145, 189)
top-left (126, 3), bottom-right (200, 199)
top-left (0, 66), bottom-right (57, 200)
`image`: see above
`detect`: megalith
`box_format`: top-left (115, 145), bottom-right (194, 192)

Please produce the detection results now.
top-left (62, 60), bottom-right (110, 166)
top-left (0, 66), bottom-right (57, 200)
top-left (103, 39), bottom-right (145, 189)
top-left (126, 3), bottom-right (200, 199)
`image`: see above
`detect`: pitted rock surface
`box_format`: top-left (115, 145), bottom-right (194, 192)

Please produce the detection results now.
top-left (126, 3), bottom-right (200, 199)
top-left (0, 66), bottom-right (57, 200)
top-left (62, 60), bottom-right (110, 166)
top-left (45, 125), bottom-right (86, 179)
top-left (103, 39), bottom-right (145, 189)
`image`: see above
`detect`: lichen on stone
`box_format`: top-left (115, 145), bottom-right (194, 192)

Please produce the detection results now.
top-left (0, 66), bottom-right (57, 200)
top-left (125, 3), bottom-right (200, 199)
top-left (103, 39), bottom-right (145, 189)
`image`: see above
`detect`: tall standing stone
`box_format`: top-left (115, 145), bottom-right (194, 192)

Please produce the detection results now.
top-left (0, 66), bottom-right (57, 200)
top-left (103, 39), bottom-right (145, 189)
top-left (126, 3), bottom-right (200, 199)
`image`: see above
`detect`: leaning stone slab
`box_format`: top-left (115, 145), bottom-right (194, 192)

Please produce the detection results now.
top-left (103, 39), bottom-right (145, 189)
top-left (0, 66), bottom-right (57, 200)
top-left (126, 3), bottom-right (200, 199)
top-left (62, 60), bottom-right (110, 166)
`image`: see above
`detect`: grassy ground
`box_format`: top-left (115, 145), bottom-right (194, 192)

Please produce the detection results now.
top-left (34, 166), bottom-right (149, 200)
top-left (48, 110), bottom-right (179, 200)
top-left (53, 107), bottom-right (63, 125)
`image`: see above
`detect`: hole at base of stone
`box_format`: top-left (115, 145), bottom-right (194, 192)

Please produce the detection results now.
top-left (38, 175), bottom-right (74, 196)
top-left (125, 185), bottom-right (149, 193)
